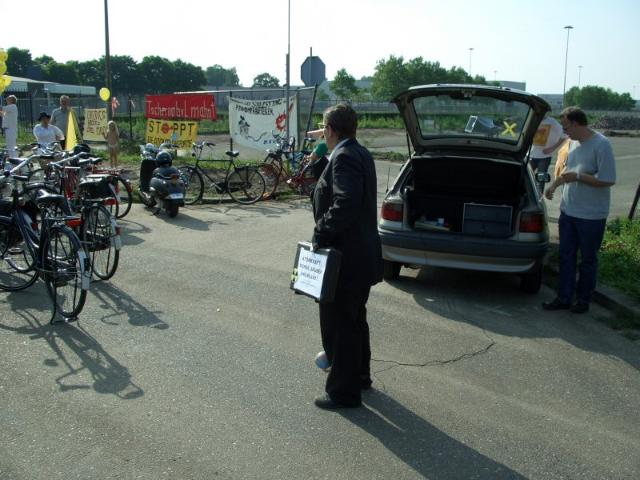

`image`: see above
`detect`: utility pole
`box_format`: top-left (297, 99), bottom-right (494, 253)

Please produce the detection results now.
top-left (104, 0), bottom-right (112, 120)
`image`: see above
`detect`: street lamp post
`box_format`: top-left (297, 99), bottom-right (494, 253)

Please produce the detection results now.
top-left (468, 47), bottom-right (474, 77)
top-left (578, 65), bottom-right (583, 88)
top-left (562, 25), bottom-right (573, 108)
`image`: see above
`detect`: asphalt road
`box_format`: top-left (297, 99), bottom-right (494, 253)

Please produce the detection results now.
top-left (1, 151), bottom-right (639, 479)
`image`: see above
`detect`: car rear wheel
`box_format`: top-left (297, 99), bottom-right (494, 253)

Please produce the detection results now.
top-left (520, 263), bottom-right (543, 293)
top-left (383, 260), bottom-right (401, 280)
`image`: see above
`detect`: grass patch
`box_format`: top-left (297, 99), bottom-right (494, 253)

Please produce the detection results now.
top-left (548, 217), bottom-right (640, 303)
top-left (599, 218), bottom-right (640, 301)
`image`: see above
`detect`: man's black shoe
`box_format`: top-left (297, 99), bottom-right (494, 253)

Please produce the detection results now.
top-left (360, 377), bottom-right (372, 390)
top-left (314, 394), bottom-right (361, 410)
top-left (570, 302), bottom-right (589, 314)
top-left (542, 298), bottom-right (571, 311)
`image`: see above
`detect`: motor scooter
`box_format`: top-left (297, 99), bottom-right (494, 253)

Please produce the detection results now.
top-left (138, 148), bottom-right (185, 217)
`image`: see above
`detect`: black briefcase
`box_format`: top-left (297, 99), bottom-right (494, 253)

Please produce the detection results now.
top-left (290, 241), bottom-right (341, 303)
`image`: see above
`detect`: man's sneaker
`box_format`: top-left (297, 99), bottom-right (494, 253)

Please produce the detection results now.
top-left (570, 302), bottom-right (589, 314)
top-left (542, 298), bottom-right (571, 311)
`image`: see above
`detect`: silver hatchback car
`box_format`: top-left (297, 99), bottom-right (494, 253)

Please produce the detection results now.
top-left (378, 84), bottom-right (551, 293)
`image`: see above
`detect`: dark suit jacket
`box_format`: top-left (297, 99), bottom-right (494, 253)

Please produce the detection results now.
top-left (311, 138), bottom-right (383, 289)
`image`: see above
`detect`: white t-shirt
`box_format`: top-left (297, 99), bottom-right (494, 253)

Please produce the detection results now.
top-left (530, 116), bottom-right (565, 158)
top-left (2, 103), bottom-right (18, 130)
top-left (33, 123), bottom-right (64, 144)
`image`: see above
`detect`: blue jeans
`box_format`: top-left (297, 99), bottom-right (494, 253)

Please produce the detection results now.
top-left (557, 212), bottom-right (607, 304)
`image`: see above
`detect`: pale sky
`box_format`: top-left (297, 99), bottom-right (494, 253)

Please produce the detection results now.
top-left (1, 0), bottom-right (639, 97)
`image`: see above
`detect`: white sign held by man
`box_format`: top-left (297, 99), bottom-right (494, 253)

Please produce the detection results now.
top-left (290, 241), bottom-right (341, 303)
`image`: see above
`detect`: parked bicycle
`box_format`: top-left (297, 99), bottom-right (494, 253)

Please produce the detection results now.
top-left (47, 159), bottom-right (121, 280)
top-left (0, 164), bottom-right (90, 323)
top-left (259, 132), bottom-right (322, 199)
top-left (178, 142), bottom-right (266, 205)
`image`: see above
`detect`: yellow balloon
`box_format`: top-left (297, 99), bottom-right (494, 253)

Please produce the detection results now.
top-left (0, 49), bottom-right (7, 62)
top-left (0, 62), bottom-right (6, 76)
top-left (99, 87), bottom-right (111, 102)
top-left (2, 75), bottom-right (11, 87)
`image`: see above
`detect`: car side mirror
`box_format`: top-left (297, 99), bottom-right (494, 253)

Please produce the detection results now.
top-left (536, 172), bottom-right (551, 184)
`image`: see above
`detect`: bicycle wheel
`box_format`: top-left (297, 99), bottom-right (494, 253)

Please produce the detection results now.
top-left (259, 160), bottom-right (283, 199)
top-left (227, 167), bottom-right (266, 205)
top-left (178, 166), bottom-right (204, 205)
top-left (41, 225), bottom-right (88, 319)
top-left (115, 176), bottom-right (133, 219)
top-left (81, 204), bottom-right (120, 280)
top-left (0, 219), bottom-right (38, 291)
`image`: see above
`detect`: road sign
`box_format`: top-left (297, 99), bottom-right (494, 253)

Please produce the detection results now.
top-left (301, 56), bottom-right (326, 86)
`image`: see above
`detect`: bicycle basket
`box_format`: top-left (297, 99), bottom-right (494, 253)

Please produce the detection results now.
top-left (78, 174), bottom-right (115, 199)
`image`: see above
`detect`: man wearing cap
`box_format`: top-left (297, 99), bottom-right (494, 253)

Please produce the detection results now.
top-left (33, 111), bottom-right (64, 145)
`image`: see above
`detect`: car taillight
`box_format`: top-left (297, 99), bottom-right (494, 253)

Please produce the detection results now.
top-left (519, 212), bottom-right (545, 233)
top-left (381, 200), bottom-right (403, 221)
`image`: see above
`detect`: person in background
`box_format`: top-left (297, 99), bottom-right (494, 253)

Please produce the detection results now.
top-left (50, 95), bottom-right (71, 149)
top-left (543, 107), bottom-right (616, 314)
top-left (530, 113), bottom-right (567, 178)
top-left (0, 95), bottom-right (18, 156)
top-left (302, 127), bottom-right (329, 180)
top-left (33, 111), bottom-right (64, 145)
top-left (311, 104), bottom-right (383, 409)
top-left (104, 120), bottom-right (120, 168)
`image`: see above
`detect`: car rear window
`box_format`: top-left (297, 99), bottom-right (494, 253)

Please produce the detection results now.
top-left (412, 93), bottom-right (533, 145)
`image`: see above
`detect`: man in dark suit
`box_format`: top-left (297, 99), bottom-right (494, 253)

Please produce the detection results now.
top-left (311, 104), bottom-right (383, 409)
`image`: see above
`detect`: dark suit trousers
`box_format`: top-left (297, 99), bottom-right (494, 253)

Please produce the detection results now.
top-left (319, 286), bottom-right (371, 405)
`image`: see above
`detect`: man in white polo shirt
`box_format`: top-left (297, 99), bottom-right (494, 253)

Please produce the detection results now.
top-left (33, 111), bottom-right (64, 145)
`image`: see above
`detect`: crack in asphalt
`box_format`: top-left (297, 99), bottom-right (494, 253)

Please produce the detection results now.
top-left (368, 331), bottom-right (497, 393)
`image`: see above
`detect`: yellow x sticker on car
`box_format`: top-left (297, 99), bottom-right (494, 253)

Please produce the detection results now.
top-left (502, 121), bottom-right (517, 138)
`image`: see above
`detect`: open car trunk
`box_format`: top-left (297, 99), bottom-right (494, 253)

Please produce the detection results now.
top-left (405, 156), bottom-right (527, 238)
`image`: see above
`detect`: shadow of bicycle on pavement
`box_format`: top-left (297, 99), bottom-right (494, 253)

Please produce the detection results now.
top-left (1, 286), bottom-right (143, 399)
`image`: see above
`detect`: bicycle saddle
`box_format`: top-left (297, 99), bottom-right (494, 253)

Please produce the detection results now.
top-left (225, 150), bottom-right (239, 158)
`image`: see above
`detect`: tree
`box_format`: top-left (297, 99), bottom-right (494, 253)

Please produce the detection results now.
top-left (252, 73), bottom-right (280, 88)
top-left (139, 56), bottom-right (175, 93)
top-left (205, 65), bottom-right (240, 87)
top-left (110, 55), bottom-right (140, 93)
top-left (6, 47), bottom-right (32, 77)
top-left (371, 55), bottom-right (409, 100)
top-left (34, 55), bottom-right (55, 67)
top-left (331, 68), bottom-right (359, 100)
top-left (172, 59), bottom-right (206, 92)
top-left (43, 62), bottom-right (79, 84)
top-left (565, 85), bottom-right (636, 111)
top-left (76, 59), bottom-right (103, 88)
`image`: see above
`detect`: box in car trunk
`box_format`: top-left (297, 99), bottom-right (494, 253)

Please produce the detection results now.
top-left (407, 156), bottom-right (524, 236)
top-left (462, 203), bottom-right (512, 238)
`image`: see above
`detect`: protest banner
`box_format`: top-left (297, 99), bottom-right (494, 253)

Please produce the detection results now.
top-left (146, 119), bottom-right (199, 150)
top-left (229, 96), bottom-right (297, 150)
top-left (145, 94), bottom-right (216, 121)
top-left (83, 108), bottom-right (108, 142)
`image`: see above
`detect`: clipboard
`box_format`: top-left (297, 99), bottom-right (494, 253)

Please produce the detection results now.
top-left (290, 241), bottom-right (341, 303)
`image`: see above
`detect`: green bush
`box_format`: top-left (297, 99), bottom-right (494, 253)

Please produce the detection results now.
top-left (599, 218), bottom-right (640, 300)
